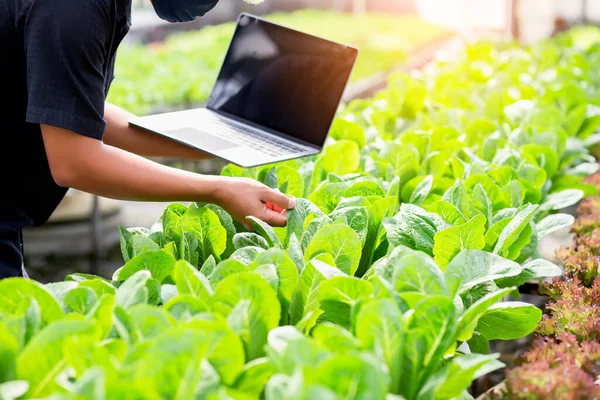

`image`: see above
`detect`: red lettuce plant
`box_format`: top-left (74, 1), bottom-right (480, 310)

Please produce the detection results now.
top-left (502, 334), bottom-right (600, 399)
top-left (537, 277), bottom-right (600, 341)
top-left (555, 231), bottom-right (600, 286)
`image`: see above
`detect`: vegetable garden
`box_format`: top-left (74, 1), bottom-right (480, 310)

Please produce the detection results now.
top-left (3, 24), bottom-right (600, 400)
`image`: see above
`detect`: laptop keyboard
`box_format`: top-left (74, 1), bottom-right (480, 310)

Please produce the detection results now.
top-left (203, 114), bottom-right (308, 157)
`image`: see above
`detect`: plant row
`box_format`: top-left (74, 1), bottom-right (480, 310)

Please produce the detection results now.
top-left (497, 171), bottom-right (600, 399)
top-left (106, 9), bottom-right (448, 115)
top-left (3, 26), bottom-right (600, 400)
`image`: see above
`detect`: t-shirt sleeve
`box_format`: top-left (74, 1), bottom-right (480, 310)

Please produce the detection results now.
top-left (23, 0), bottom-right (111, 140)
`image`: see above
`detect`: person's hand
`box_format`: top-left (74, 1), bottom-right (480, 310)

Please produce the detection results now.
top-left (213, 177), bottom-right (296, 229)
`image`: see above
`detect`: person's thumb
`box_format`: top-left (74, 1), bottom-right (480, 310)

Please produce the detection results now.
top-left (262, 188), bottom-right (296, 210)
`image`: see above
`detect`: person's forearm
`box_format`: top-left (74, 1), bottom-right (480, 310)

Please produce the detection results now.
top-left (44, 126), bottom-right (221, 202)
top-left (103, 102), bottom-right (212, 160)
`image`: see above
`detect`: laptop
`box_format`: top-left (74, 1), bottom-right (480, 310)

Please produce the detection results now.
top-left (129, 13), bottom-right (359, 168)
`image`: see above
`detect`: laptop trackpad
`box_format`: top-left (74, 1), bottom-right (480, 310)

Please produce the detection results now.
top-left (166, 127), bottom-right (239, 152)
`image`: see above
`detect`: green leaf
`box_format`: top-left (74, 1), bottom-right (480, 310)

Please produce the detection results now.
top-left (386, 206), bottom-right (441, 256)
top-left (78, 279), bottom-right (116, 298)
top-left (317, 276), bottom-right (373, 328)
top-left (305, 224), bottom-right (362, 275)
top-left (536, 213), bottom-right (575, 239)
top-left (118, 227), bottom-right (160, 262)
top-left (329, 118), bottom-right (366, 148)
top-left (467, 332), bottom-right (490, 354)
top-left (164, 295), bottom-right (210, 321)
top-left (212, 272), bottom-right (281, 360)
top-left (0, 279), bottom-right (63, 327)
top-left (311, 322), bottom-right (362, 354)
top-left (517, 164), bottom-right (546, 191)
top-left (390, 248), bottom-right (449, 300)
top-left (233, 232), bottom-right (269, 250)
top-left (521, 144), bottom-right (559, 179)
top-left (410, 175), bottom-right (433, 206)
top-left (276, 166), bottom-right (305, 198)
top-left (443, 180), bottom-right (471, 218)
top-left (149, 231), bottom-right (171, 248)
top-left (208, 259), bottom-right (248, 286)
top-left (0, 326), bottom-right (18, 382)
top-left (0, 381), bottom-right (28, 400)
top-left (63, 287), bottom-right (98, 315)
top-left (119, 226), bottom-right (146, 262)
top-left (17, 320), bottom-right (98, 398)
top-left (286, 199), bottom-right (326, 249)
top-left (230, 246), bottom-right (265, 266)
top-left (250, 249), bottom-right (299, 325)
top-left (444, 250), bottom-right (521, 298)
top-left (493, 204), bottom-right (538, 257)
top-left (472, 184), bottom-right (493, 227)
top-left (246, 216), bottom-right (283, 248)
top-left (358, 196), bottom-right (398, 277)
top-left (172, 260), bottom-right (214, 302)
top-left (329, 206), bottom-right (369, 243)
top-left (116, 251), bottom-right (176, 283)
top-left (164, 206), bottom-right (227, 263)
top-left (199, 254), bottom-right (216, 276)
top-left (433, 215), bottom-right (486, 268)
top-left (430, 201), bottom-right (466, 226)
top-left (308, 182), bottom-right (348, 214)
top-left (484, 218), bottom-right (510, 251)
top-left (464, 175), bottom-right (506, 211)
top-left (476, 302), bottom-right (542, 340)
top-left (455, 287), bottom-right (513, 342)
top-left (147, 279), bottom-right (161, 307)
top-left (129, 304), bottom-right (175, 341)
top-left (287, 234), bottom-right (305, 273)
top-left (233, 358), bottom-right (273, 398)
top-left (345, 181), bottom-right (385, 198)
top-left (496, 259), bottom-right (562, 288)
top-left (132, 320), bottom-right (244, 397)
top-left (355, 298), bottom-right (404, 393)
top-left (115, 270), bottom-right (151, 309)
top-left (419, 353), bottom-right (504, 400)
top-left (539, 189), bottom-right (584, 211)
top-left (321, 140), bottom-right (360, 175)
top-left (289, 260), bottom-right (345, 331)
top-left (313, 354), bottom-right (388, 400)
top-left (410, 296), bottom-right (458, 389)
top-left (196, 203), bottom-right (237, 259)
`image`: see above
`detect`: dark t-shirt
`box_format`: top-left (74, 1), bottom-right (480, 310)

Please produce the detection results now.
top-left (0, 0), bottom-right (131, 230)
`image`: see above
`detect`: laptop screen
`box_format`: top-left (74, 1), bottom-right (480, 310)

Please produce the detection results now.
top-left (207, 14), bottom-right (358, 148)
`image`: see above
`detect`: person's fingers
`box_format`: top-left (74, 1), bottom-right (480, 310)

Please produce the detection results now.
top-left (261, 188), bottom-right (296, 210)
top-left (262, 208), bottom-right (288, 227)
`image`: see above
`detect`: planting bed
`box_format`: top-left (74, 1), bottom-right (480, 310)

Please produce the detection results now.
top-left (3, 26), bottom-right (600, 400)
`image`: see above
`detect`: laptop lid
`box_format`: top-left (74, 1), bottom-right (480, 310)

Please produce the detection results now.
top-left (207, 13), bottom-right (358, 149)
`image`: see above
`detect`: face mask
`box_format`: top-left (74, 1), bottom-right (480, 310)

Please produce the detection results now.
top-left (151, 0), bottom-right (220, 23)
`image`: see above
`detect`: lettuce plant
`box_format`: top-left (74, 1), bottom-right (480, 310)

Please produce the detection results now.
top-left (537, 277), bottom-right (600, 341)
top-left (0, 244), bottom-right (537, 399)
top-left (500, 334), bottom-right (600, 400)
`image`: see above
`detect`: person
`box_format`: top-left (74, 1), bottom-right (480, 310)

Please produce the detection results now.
top-left (0, 0), bottom-right (295, 279)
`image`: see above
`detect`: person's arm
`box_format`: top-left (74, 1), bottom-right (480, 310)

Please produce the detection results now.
top-left (41, 124), bottom-right (294, 228)
top-left (103, 102), bottom-right (212, 160)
